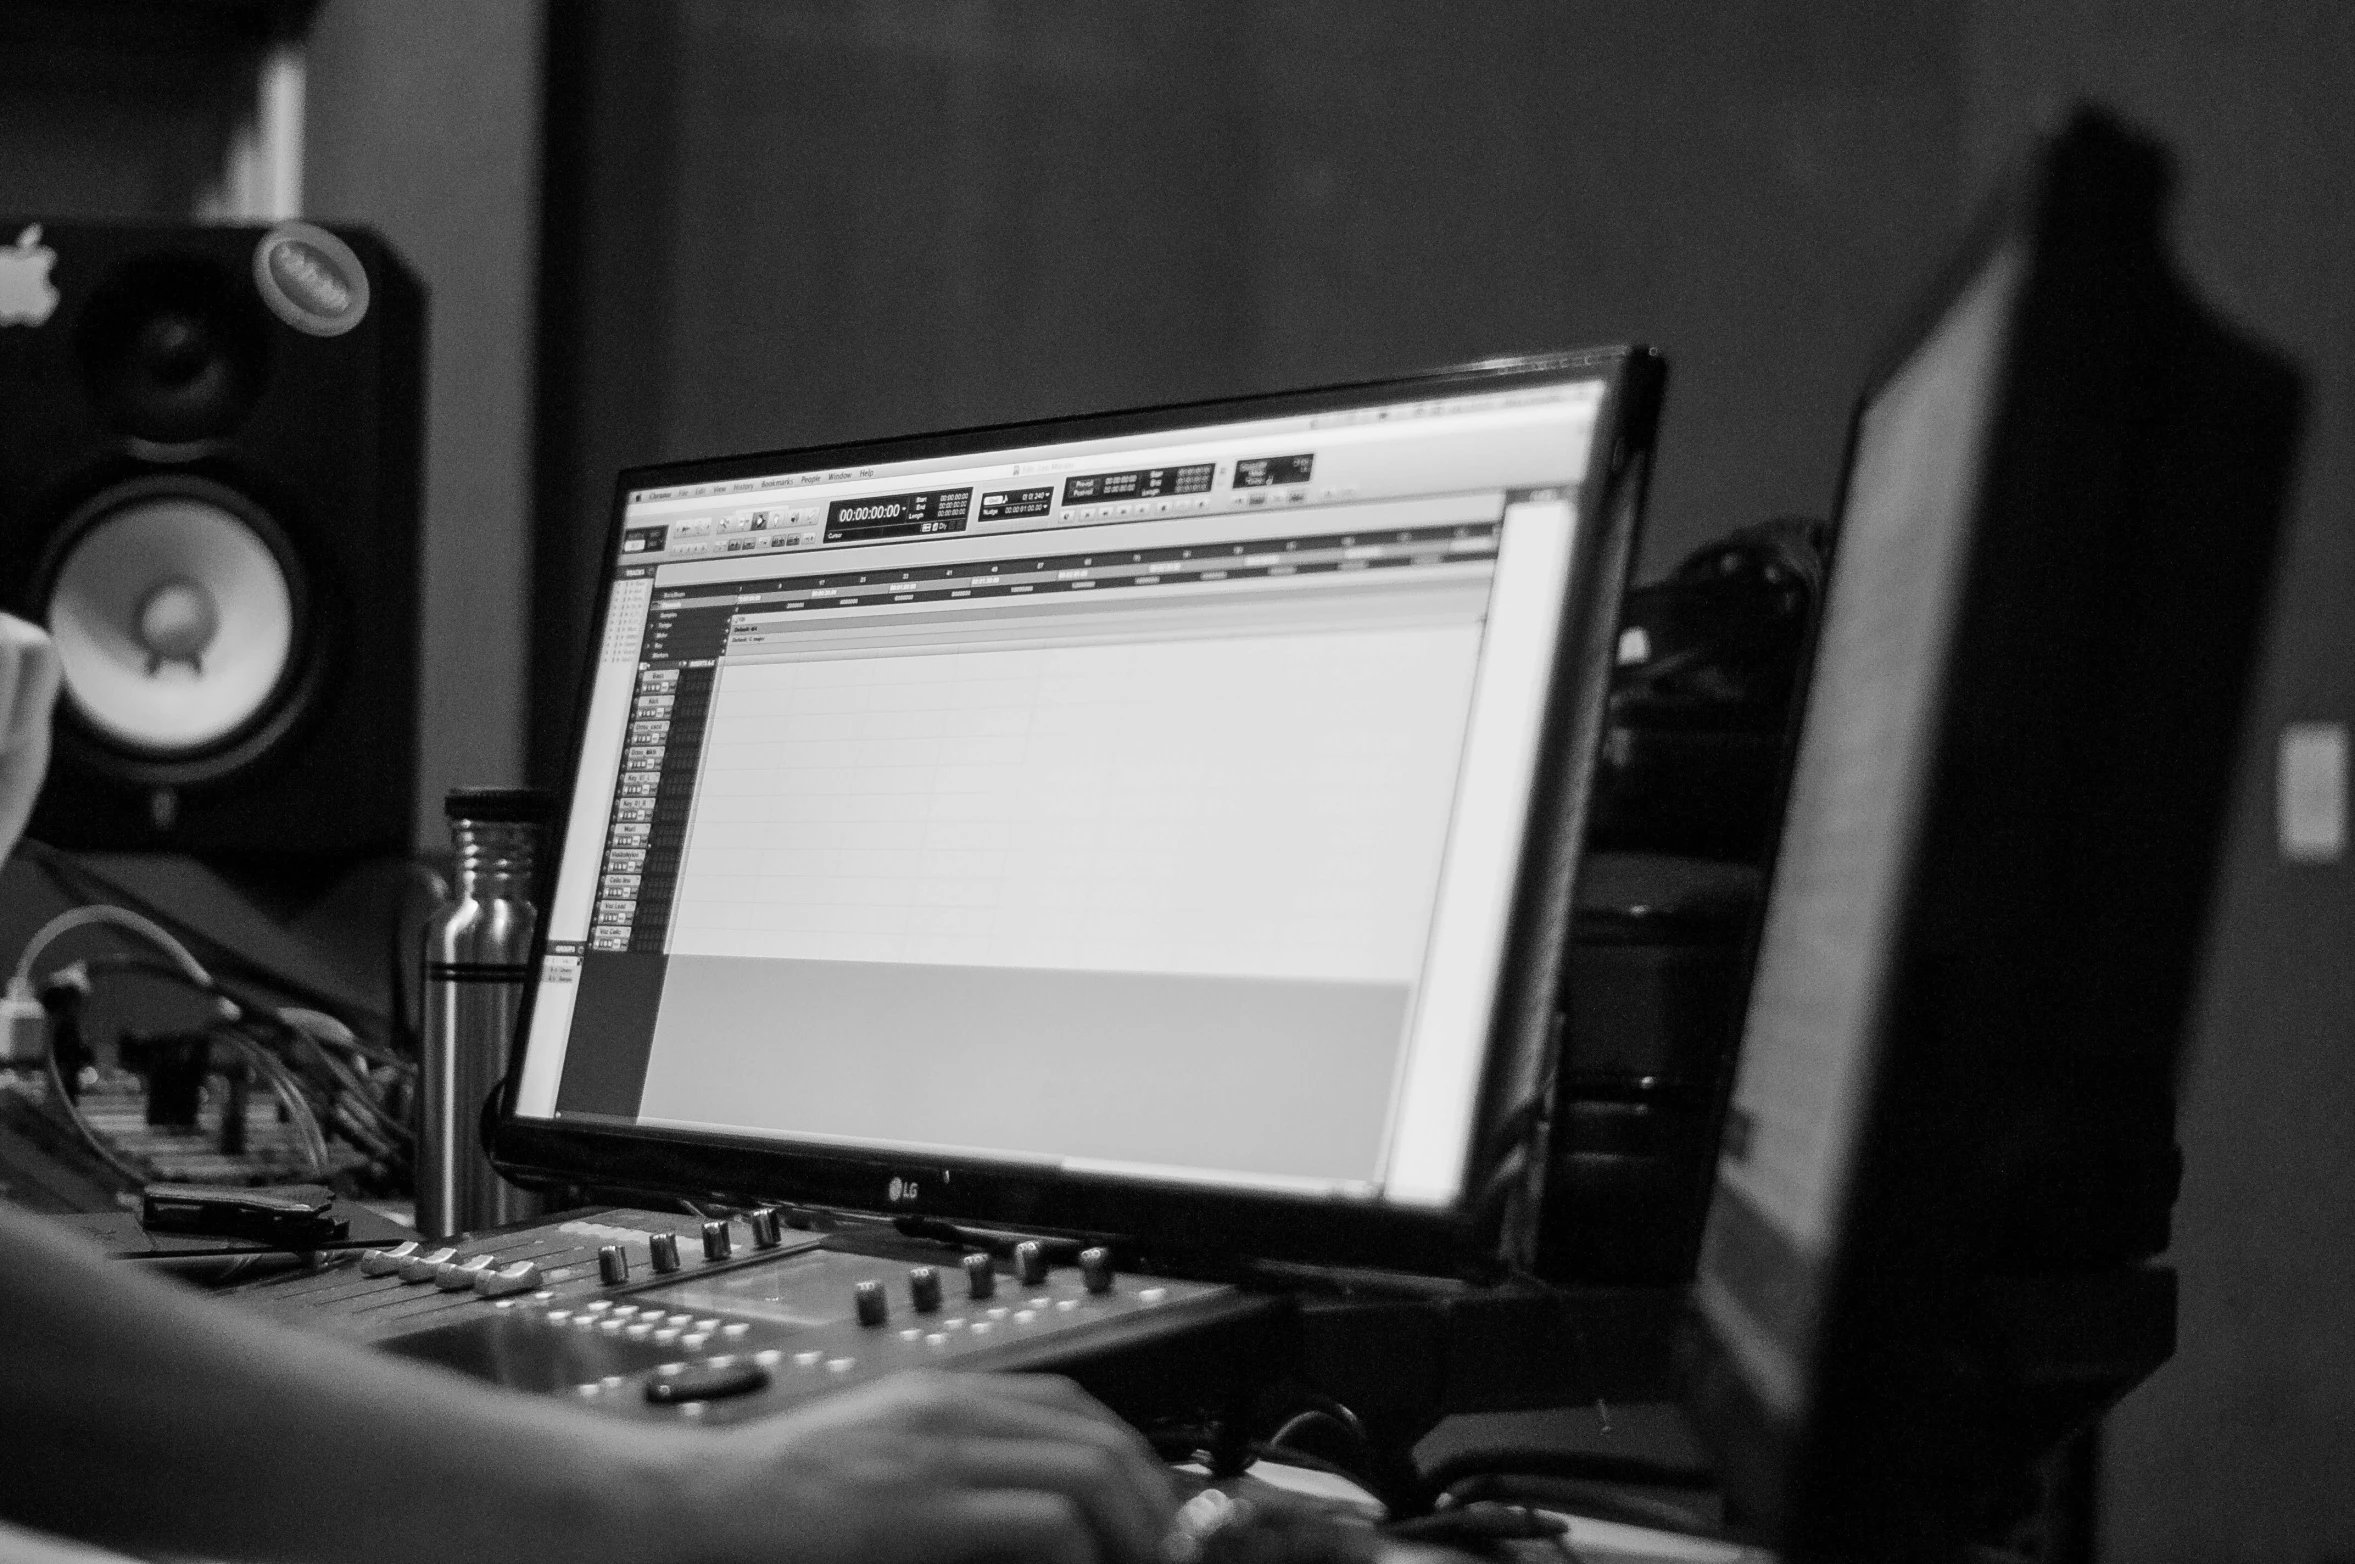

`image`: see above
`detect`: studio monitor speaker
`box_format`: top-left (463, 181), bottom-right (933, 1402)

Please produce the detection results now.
top-left (0, 220), bottom-right (423, 857)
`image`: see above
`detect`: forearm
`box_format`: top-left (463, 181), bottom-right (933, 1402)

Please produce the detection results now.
top-left (0, 1201), bottom-right (685, 1564)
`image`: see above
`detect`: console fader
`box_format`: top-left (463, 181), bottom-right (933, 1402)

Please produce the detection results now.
top-left (215, 1207), bottom-right (1288, 1426)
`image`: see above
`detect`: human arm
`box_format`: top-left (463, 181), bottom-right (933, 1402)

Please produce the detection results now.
top-left (0, 1198), bottom-right (1175, 1564)
top-left (0, 614), bottom-right (60, 852)
top-left (0, 616), bottom-right (1171, 1564)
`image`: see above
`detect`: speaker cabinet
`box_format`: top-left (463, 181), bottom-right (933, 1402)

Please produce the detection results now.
top-left (0, 220), bottom-right (423, 857)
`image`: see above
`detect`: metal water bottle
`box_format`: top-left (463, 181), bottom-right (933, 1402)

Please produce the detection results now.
top-left (418, 786), bottom-right (551, 1238)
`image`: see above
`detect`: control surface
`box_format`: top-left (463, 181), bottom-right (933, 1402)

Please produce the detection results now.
top-left (215, 1208), bottom-right (1270, 1425)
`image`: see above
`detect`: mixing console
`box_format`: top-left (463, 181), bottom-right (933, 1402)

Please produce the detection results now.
top-left (216, 1207), bottom-right (1288, 1426)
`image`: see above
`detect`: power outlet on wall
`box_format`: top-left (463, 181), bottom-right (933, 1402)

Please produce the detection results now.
top-left (2278, 721), bottom-right (2347, 864)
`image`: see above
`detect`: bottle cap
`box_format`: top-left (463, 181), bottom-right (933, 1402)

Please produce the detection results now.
top-left (444, 786), bottom-right (554, 823)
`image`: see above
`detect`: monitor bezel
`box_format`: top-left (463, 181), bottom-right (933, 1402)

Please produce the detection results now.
top-left (493, 348), bottom-right (1664, 1278)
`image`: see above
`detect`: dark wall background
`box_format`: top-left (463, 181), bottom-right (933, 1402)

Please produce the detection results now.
top-left (1958, 6), bottom-right (2355, 1559)
top-left (533, 0), bottom-right (1972, 771)
top-left (307, 0), bottom-right (545, 845)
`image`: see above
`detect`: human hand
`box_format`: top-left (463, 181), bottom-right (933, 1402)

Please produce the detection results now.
top-left (0, 614), bottom-right (61, 859)
top-left (651, 1370), bottom-right (1179, 1564)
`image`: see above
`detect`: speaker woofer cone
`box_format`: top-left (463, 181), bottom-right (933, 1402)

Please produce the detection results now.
top-left (35, 474), bottom-right (317, 786)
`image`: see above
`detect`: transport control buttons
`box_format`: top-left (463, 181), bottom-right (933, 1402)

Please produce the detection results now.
top-left (962, 1252), bottom-right (996, 1300)
top-left (400, 1246), bottom-right (459, 1283)
top-left (598, 1245), bottom-right (630, 1285)
top-left (650, 1232), bottom-right (682, 1274)
top-left (1079, 1247), bottom-right (1114, 1294)
top-left (701, 1219), bottom-right (732, 1261)
top-left (854, 1280), bottom-right (889, 1327)
top-left (644, 1359), bottom-right (770, 1405)
top-left (748, 1207), bottom-right (783, 1248)
top-left (1014, 1241), bottom-right (1050, 1287)
top-left (908, 1265), bottom-right (942, 1313)
top-left (477, 1260), bottom-right (543, 1298)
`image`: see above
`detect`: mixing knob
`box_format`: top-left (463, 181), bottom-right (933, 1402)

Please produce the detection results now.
top-left (962, 1252), bottom-right (996, 1300)
top-left (1079, 1247), bottom-right (1115, 1295)
top-left (1014, 1241), bottom-right (1050, 1287)
top-left (650, 1232), bottom-right (682, 1274)
top-left (598, 1245), bottom-right (630, 1286)
top-left (702, 1219), bottom-right (732, 1261)
top-left (854, 1279), bottom-right (889, 1327)
top-left (908, 1266), bottom-right (942, 1313)
top-left (749, 1207), bottom-right (783, 1249)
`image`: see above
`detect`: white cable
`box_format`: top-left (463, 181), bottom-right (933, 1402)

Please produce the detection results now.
top-left (11, 905), bottom-right (213, 993)
top-left (276, 1006), bottom-right (356, 1050)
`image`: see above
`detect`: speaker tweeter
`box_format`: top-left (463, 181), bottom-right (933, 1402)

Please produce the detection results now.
top-left (74, 251), bottom-right (271, 446)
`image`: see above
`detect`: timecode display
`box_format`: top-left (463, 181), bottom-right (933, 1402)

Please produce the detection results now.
top-left (824, 487), bottom-right (974, 542)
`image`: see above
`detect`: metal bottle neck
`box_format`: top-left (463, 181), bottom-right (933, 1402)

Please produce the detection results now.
top-left (449, 818), bottom-right (539, 900)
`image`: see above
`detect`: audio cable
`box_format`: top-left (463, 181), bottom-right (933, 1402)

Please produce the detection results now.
top-left (6, 904), bottom-right (414, 1189)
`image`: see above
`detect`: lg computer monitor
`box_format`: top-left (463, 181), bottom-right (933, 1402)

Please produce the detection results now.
top-left (1684, 109), bottom-right (2300, 1558)
top-left (494, 350), bottom-right (1664, 1275)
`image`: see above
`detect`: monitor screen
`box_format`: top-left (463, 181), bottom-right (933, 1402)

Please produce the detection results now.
top-left (1695, 242), bottom-right (2023, 1414)
top-left (503, 357), bottom-right (1654, 1252)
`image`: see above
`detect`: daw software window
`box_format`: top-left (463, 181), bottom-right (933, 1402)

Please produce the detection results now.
top-left (515, 384), bottom-right (1604, 1207)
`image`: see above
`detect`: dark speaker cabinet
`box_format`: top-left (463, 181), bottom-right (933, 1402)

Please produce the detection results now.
top-left (0, 219), bottom-right (424, 858)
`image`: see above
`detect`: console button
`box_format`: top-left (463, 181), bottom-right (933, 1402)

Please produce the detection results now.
top-left (650, 1233), bottom-right (682, 1274)
top-left (701, 1219), bottom-right (732, 1262)
top-left (1014, 1241), bottom-right (1049, 1287)
top-left (908, 1266), bottom-right (943, 1313)
top-left (962, 1252), bottom-right (996, 1300)
top-left (1079, 1247), bottom-right (1114, 1294)
top-left (644, 1360), bottom-right (770, 1405)
top-left (598, 1245), bottom-right (630, 1286)
top-left (854, 1279), bottom-right (889, 1327)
